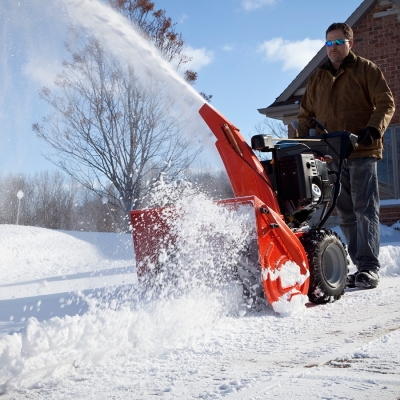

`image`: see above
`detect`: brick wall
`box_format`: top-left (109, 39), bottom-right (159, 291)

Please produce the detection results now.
top-left (380, 205), bottom-right (400, 225)
top-left (352, 1), bottom-right (400, 126)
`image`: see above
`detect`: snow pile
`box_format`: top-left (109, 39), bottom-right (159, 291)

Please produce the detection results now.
top-left (0, 225), bottom-right (133, 285)
top-left (333, 223), bottom-right (400, 276)
top-left (0, 287), bottom-right (230, 394)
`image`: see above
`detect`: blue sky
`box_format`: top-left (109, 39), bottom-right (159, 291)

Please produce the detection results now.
top-left (0, 0), bottom-right (364, 174)
top-left (157, 0), bottom-right (364, 135)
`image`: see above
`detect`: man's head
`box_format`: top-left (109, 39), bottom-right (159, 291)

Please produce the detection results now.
top-left (325, 23), bottom-right (353, 69)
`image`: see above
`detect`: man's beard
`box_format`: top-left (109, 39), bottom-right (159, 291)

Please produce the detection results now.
top-left (329, 54), bottom-right (343, 64)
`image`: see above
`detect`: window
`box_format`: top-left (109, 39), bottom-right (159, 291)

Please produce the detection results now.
top-left (378, 125), bottom-right (400, 199)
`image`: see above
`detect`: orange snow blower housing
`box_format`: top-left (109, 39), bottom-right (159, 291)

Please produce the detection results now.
top-left (131, 103), bottom-right (358, 309)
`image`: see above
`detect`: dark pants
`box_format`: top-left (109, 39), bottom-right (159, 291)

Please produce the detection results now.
top-left (335, 157), bottom-right (380, 272)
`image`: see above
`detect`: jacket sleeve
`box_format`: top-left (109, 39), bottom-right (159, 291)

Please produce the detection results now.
top-left (297, 72), bottom-right (317, 137)
top-left (297, 98), bottom-right (314, 137)
top-left (365, 63), bottom-right (395, 136)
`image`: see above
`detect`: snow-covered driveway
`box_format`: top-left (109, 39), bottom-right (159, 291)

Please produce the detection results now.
top-left (1, 225), bottom-right (400, 399)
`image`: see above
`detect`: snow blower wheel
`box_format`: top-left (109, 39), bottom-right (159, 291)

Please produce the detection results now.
top-left (300, 229), bottom-right (348, 304)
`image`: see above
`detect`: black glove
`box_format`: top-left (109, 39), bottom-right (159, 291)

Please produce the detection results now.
top-left (356, 127), bottom-right (380, 146)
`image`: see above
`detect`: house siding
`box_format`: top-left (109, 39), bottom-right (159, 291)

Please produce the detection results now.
top-left (352, 1), bottom-right (400, 126)
top-left (352, 1), bottom-right (400, 225)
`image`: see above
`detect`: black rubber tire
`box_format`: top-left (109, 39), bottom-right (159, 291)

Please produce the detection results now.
top-left (300, 229), bottom-right (348, 304)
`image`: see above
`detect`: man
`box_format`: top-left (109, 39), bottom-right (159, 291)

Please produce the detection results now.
top-left (297, 22), bottom-right (395, 289)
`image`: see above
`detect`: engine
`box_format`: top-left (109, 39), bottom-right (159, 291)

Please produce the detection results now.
top-left (252, 138), bottom-right (336, 228)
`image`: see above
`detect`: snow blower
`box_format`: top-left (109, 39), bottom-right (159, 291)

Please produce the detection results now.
top-left (130, 103), bottom-right (358, 310)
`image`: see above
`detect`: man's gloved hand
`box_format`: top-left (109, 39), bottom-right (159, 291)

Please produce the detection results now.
top-left (356, 127), bottom-right (380, 146)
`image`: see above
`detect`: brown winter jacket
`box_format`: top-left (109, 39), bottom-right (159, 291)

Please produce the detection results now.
top-left (297, 51), bottom-right (395, 159)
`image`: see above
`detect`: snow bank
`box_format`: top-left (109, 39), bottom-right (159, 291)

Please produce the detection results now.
top-left (333, 223), bottom-right (400, 277)
top-left (0, 285), bottom-right (241, 393)
top-left (0, 225), bottom-right (134, 285)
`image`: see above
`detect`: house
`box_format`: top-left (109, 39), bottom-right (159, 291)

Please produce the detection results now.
top-left (258, 0), bottom-right (400, 226)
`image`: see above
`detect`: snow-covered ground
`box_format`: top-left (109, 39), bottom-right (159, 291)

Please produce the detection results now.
top-left (1, 219), bottom-right (400, 399)
top-left (2, 0), bottom-right (400, 396)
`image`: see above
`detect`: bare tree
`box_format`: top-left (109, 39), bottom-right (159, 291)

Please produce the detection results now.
top-left (185, 169), bottom-right (234, 200)
top-left (33, 35), bottom-right (201, 231)
top-left (30, 171), bottom-right (75, 230)
top-left (109, 0), bottom-right (212, 101)
top-left (0, 171), bottom-right (126, 232)
top-left (0, 174), bottom-right (29, 225)
top-left (0, 171), bottom-right (73, 229)
top-left (254, 118), bottom-right (288, 139)
top-left (73, 184), bottom-right (124, 232)
top-left (109, 0), bottom-right (191, 69)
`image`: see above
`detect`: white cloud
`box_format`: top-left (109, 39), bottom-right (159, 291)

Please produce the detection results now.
top-left (23, 59), bottom-right (61, 88)
top-left (179, 13), bottom-right (189, 24)
top-left (257, 37), bottom-right (325, 71)
top-left (222, 45), bottom-right (234, 52)
top-left (184, 46), bottom-right (214, 70)
top-left (241, 0), bottom-right (277, 11)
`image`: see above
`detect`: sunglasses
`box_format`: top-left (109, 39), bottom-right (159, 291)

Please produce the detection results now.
top-left (325, 39), bottom-right (350, 47)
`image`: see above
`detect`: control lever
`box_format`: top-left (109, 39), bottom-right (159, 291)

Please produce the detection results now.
top-left (310, 117), bottom-right (328, 134)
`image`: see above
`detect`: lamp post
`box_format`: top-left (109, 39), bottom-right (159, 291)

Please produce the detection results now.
top-left (102, 196), bottom-right (116, 230)
top-left (16, 190), bottom-right (24, 225)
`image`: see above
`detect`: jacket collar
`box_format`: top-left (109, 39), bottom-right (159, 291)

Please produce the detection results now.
top-left (320, 50), bottom-right (357, 75)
